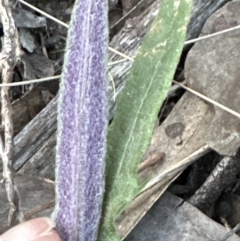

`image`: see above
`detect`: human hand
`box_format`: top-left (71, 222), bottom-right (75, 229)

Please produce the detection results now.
top-left (0, 217), bottom-right (61, 241)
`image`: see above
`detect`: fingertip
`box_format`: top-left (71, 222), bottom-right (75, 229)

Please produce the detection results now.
top-left (0, 217), bottom-right (59, 241)
top-left (32, 229), bottom-right (61, 241)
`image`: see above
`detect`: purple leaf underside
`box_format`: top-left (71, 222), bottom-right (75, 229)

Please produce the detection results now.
top-left (53, 1), bottom-right (108, 241)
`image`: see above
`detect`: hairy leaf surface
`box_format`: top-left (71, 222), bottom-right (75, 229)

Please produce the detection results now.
top-left (99, 1), bottom-right (192, 240)
top-left (53, 1), bottom-right (108, 241)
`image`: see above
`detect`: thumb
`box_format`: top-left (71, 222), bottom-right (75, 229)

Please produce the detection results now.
top-left (0, 217), bottom-right (61, 241)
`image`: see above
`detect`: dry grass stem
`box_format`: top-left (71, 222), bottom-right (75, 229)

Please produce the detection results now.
top-left (18, 0), bottom-right (68, 28)
top-left (184, 24), bottom-right (240, 45)
top-left (173, 80), bottom-right (240, 119)
top-left (142, 144), bottom-right (210, 193)
top-left (19, 0), bottom-right (133, 60)
top-left (0, 75), bottom-right (60, 87)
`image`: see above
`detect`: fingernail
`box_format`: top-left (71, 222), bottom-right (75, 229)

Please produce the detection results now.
top-left (0, 217), bottom-right (55, 241)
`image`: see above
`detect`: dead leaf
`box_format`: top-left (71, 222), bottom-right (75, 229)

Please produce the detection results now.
top-left (185, 0), bottom-right (240, 156)
top-left (0, 174), bottom-right (54, 233)
top-left (21, 53), bottom-right (54, 80)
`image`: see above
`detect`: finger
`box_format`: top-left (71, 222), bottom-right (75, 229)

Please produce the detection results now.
top-left (31, 229), bottom-right (61, 241)
top-left (0, 217), bottom-right (60, 241)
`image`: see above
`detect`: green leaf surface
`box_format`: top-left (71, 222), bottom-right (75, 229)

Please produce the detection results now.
top-left (99, 1), bottom-right (193, 240)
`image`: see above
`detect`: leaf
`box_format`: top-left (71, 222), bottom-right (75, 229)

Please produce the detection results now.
top-left (99, 0), bottom-right (193, 240)
top-left (52, 1), bottom-right (108, 241)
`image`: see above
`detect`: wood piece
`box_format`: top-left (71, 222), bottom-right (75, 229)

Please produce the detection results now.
top-left (11, 86), bottom-right (55, 135)
top-left (13, 96), bottom-right (58, 172)
top-left (17, 132), bottom-right (56, 179)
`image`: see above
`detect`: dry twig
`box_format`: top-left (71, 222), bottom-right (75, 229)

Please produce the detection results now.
top-left (188, 156), bottom-right (240, 215)
top-left (0, 0), bottom-right (24, 225)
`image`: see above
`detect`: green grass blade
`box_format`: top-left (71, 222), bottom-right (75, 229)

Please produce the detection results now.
top-left (99, 1), bottom-right (193, 240)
